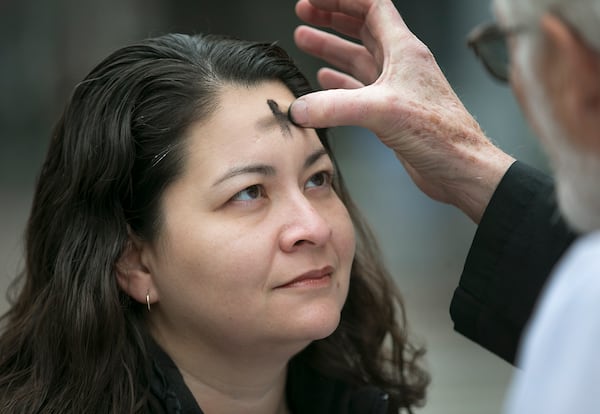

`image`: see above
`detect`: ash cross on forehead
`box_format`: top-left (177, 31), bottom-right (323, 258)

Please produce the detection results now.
top-left (267, 99), bottom-right (292, 137)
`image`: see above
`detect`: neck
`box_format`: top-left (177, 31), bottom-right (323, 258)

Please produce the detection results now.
top-left (151, 328), bottom-right (305, 414)
top-left (180, 362), bottom-right (290, 414)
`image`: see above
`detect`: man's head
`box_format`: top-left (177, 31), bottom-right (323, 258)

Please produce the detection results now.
top-left (494, 0), bottom-right (600, 232)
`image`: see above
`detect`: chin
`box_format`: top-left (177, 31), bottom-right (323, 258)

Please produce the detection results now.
top-left (292, 301), bottom-right (343, 342)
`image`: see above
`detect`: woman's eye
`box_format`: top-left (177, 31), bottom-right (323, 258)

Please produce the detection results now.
top-left (231, 185), bottom-right (265, 202)
top-left (306, 171), bottom-right (332, 189)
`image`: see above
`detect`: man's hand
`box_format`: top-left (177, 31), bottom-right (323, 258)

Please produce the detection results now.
top-left (291, 0), bottom-right (515, 223)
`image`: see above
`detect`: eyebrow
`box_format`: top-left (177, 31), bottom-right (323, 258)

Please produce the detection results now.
top-left (211, 148), bottom-right (330, 187)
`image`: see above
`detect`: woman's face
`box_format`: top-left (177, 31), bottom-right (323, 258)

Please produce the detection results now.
top-left (144, 81), bottom-right (355, 356)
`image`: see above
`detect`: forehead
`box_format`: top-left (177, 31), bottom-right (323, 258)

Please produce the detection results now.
top-left (209, 81), bottom-right (295, 131)
top-left (180, 81), bottom-right (323, 169)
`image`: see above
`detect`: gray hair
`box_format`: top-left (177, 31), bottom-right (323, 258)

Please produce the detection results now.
top-left (494, 0), bottom-right (600, 51)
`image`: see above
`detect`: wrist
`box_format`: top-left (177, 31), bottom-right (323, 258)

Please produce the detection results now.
top-left (447, 146), bottom-right (515, 224)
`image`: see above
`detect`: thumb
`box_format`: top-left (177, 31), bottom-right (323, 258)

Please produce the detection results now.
top-left (289, 88), bottom-right (378, 130)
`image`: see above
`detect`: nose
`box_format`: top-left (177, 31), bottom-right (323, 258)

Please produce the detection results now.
top-left (279, 193), bottom-right (333, 252)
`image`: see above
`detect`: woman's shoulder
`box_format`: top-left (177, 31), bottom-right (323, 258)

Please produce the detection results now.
top-left (287, 357), bottom-right (389, 414)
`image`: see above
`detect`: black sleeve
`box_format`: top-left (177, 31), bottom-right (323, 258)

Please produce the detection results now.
top-left (449, 161), bottom-right (577, 365)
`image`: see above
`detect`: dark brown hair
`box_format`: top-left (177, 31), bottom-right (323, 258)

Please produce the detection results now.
top-left (0, 33), bottom-right (428, 413)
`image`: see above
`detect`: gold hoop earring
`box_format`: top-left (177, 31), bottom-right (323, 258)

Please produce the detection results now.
top-left (146, 289), bottom-right (151, 312)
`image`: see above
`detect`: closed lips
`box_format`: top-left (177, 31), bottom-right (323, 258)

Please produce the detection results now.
top-left (276, 266), bottom-right (334, 288)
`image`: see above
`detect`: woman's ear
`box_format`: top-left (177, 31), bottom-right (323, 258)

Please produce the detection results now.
top-left (115, 232), bottom-right (160, 307)
top-left (540, 12), bottom-right (600, 150)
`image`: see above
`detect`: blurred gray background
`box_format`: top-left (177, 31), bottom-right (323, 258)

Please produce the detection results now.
top-left (0, 1), bottom-right (550, 413)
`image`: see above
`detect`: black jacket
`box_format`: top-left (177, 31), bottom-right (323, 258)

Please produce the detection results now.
top-left (147, 343), bottom-right (390, 414)
top-left (450, 161), bottom-right (577, 364)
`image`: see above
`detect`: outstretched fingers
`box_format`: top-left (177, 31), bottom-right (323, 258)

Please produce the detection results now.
top-left (296, 0), bottom-right (414, 73)
top-left (297, 0), bottom-right (410, 41)
top-left (294, 26), bottom-right (379, 85)
top-left (295, 0), bottom-right (365, 40)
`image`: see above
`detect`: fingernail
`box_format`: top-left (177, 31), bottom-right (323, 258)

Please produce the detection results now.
top-left (288, 99), bottom-right (308, 127)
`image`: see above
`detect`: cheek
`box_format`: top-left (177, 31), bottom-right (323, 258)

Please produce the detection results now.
top-left (332, 206), bottom-right (355, 309)
top-left (510, 42), bottom-right (531, 116)
top-left (155, 219), bottom-right (267, 292)
top-left (510, 67), bottom-right (526, 108)
top-left (511, 42), bottom-right (549, 141)
top-left (191, 226), bottom-right (270, 281)
top-left (331, 203), bottom-right (357, 266)
top-left (511, 70), bottom-right (540, 133)
top-left (152, 229), bottom-right (270, 330)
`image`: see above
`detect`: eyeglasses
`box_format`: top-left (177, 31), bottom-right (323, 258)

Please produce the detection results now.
top-left (467, 22), bottom-right (525, 83)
